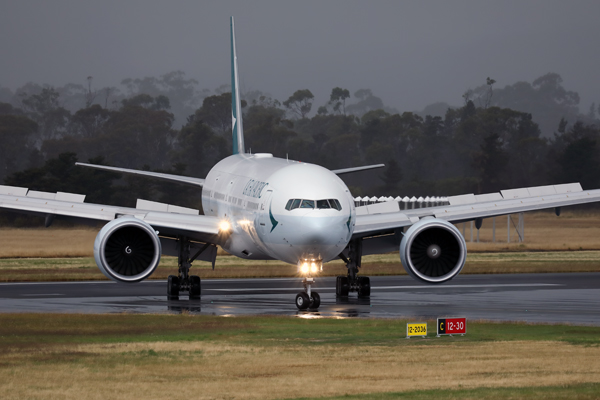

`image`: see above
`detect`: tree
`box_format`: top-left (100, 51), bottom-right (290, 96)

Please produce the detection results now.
top-left (195, 93), bottom-right (232, 135)
top-left (121, 94), bottom-right (171, 110)
top-left (172, 112), bottom-right (228, 178)
top-left (0, 114), bottom-right (38, 182)
top-left (4, 153), bottom-right (119, 205)
top-left (121, 71), bottom-right (206, 128)
top-left (472, 133), bottom-right (508, 193)
top-left (19, 87), bottom-right (70, 143)
top-left (346, 89), bottom-right (387, 117)
top-left (329, 87), bottom-right (350, 115)
top-left (69, 104), bottom-right (111, 138)
top-left (283, 89), bottom-right (314, 119)
top-left (380, 159), bottom-right (402, 193)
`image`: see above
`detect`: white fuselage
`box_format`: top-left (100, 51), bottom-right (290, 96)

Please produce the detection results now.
top-left (201, 153), bottom-right (355, 265)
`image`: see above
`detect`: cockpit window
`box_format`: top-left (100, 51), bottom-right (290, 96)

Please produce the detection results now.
top-left (286, 198), bottom-right (342, 211)
top-left (300, 199), bottom-right (315, 209)
top-left (317, 200), bottom-right (331, 209)
top-left (331, 199), bottom-right (342, 211)
top-left (285, 199), bottom-right (294, 210)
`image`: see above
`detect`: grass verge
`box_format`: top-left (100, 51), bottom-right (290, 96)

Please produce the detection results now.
top-left (1, 314), bottom-right (600, 399)
top-left (1, 250), bottom-right (599, 282)
top-left (291, 383), bottom-right (600, 400)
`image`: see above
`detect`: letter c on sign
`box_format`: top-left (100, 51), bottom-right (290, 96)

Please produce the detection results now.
top-left (440, 322), bottom-right (444, 330)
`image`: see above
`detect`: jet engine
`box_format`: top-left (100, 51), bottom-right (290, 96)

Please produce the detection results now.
top-left (94, 216), bottom-right (161, 283)
top-left (399, 218), bottom-right (466, 284)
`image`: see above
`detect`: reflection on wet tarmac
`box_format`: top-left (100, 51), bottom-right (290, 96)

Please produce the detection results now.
top-left (0, 274), bottom-right (598, 325)
top-left (167, 299), bottom-right (202, 314)
top-left (335, 296), bottom-right (371, 306)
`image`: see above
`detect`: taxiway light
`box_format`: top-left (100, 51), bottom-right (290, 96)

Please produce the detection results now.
top-left (219, 220), bottom-right (231, 232)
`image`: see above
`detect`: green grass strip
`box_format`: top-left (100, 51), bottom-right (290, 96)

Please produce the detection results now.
top-left (289, 382), bottom-right (600, 399)
top-left (1, 314), bottom-right (600, 350)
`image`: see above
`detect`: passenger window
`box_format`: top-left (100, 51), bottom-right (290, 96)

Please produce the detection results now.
top-left (285, 199), bottom-right (294, 210)
top-left (317, 200), bottom-right (331, 209)
top-left (291, 199), bottom-right (301, 210)
top-left (300, 199), bottom-right (315, 209)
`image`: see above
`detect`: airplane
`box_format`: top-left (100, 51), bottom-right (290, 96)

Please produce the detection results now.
top-left (2, 17), bottom-right (600, 310)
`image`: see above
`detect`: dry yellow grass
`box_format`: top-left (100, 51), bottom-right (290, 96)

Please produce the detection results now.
top-left (2, 210), bottom-right (599, 259)
top-left (0, 340), bottom-right (599, 399)
top-left (464, 210), bottom-right (600, 251)
top-left (1, 210), bottom-right (600, 281)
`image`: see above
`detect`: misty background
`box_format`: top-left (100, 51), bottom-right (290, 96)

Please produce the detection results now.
top-left (1, 0), bottom-right (600, 223)
top-left (1, 1), bottom-right (599, 120)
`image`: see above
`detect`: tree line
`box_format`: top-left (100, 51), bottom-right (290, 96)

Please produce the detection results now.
top-left (1, 71), bottom-right (599, 226)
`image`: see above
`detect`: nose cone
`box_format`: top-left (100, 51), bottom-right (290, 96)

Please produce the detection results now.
top-left (296, 211), bottom-right (350, 260)
top-left (301, 214), bottom-right (338, 242)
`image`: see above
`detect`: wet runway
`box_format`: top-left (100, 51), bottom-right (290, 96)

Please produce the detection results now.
top-left (0, 273), bottom-right (599, 325)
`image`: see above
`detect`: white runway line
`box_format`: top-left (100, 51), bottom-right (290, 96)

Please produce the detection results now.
top-left (210, 283), bottom-right (561, 292)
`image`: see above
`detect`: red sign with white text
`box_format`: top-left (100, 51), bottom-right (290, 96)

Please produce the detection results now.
top-left (437, 317), bottom-right (466, 335)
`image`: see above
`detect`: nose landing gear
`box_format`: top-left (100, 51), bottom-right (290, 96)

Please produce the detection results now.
top-left (295, 277), bottom-right (321, 310)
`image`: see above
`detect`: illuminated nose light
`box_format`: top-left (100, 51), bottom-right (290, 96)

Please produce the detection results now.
top-left (300, 262), bottom-right (309, 274)
top-left (219, 220), bottom-right (231, 232)
top-left (298, 259), bottom-right (323, 275)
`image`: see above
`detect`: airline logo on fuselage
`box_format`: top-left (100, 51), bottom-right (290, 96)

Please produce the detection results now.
top-left (243, 179), bottom-right (268, 198)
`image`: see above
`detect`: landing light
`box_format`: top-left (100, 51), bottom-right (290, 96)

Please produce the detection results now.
top-left (311, 262), bottom-right (318, 273)
top-left (219, 220), bottom-right (231, 232)
top-left (300, 262), bottom-right (309, 274)
top-left (299, 259), bottom-right (322, 275)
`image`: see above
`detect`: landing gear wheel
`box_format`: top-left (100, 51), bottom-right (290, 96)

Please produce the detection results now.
top-left (309, 291), bottom-right (321, 309)
top-left (167, 275), bottom-right (180, 299)
top-left (336, 276), bottom-right (349, 297)
top-left (357, 276), bottom-right (371, 297)
top-left (295, 292), bottom-right (310, 310)
top-left (189, 275), bottom-right (201, 299)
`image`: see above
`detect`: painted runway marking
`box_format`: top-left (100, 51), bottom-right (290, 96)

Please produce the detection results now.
top-left (375, 283), bottom-right (561, 289)
top-left (209, 283), bottom-right (561, 292)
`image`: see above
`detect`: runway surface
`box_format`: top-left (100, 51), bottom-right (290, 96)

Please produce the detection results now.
top-left (0, 273), bottom-right (599, 325)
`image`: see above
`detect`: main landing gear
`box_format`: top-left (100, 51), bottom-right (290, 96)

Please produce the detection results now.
top-left (168, 236), bottom-right (211, 300)
top-left (295, 277), bottom-right (321, 310)
top-left (337, 239), bottom-right (370, 298)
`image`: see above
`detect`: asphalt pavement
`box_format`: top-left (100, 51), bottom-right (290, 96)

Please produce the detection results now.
top-left (0, 273), bottom-right (599, 324)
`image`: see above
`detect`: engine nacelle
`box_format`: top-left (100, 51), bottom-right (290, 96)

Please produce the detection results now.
top-left (94, 217), bottom-right (161, 283)
top-left (400, 218), bottom-right (466, 284)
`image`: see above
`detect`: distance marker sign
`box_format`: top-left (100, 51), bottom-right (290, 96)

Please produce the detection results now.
top-left (406, 322), bottom-right (427, 338)
top-left (437, 317), bottom-right (466, 336)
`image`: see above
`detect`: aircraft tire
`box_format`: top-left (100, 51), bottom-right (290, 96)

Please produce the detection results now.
top-left (167, 275), bottom-right (180, 299)
top-left (309, 291), bottom-right (321, 309)
top-left (189, 275), bottom-right (201, 299)
top-left (295, 292), bottom-right (310, 310)
top-left (357, 276), bottom-right (371, 297)
top-left (336, 276), bottom-right (350, 297)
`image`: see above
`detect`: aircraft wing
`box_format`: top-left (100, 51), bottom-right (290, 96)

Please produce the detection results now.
top-left (353, 182), bottom-right (600, 238)
top-left (75, 162), bottom-right (205, 187)
top-left (0, 185), bottom-right (220, 243)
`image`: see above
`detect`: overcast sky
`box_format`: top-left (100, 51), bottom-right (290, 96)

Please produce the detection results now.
top-left (1, 0), bottom-right (599, 113)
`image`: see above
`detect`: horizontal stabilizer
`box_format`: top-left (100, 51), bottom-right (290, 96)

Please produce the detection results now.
top-left (76, 163), bottom-right (205, 187)
top-left (332, 164), bottom-right (385, 175)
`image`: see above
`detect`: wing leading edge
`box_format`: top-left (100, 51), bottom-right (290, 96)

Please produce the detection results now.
top-left (0, 185), bottom-right (219, 243)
